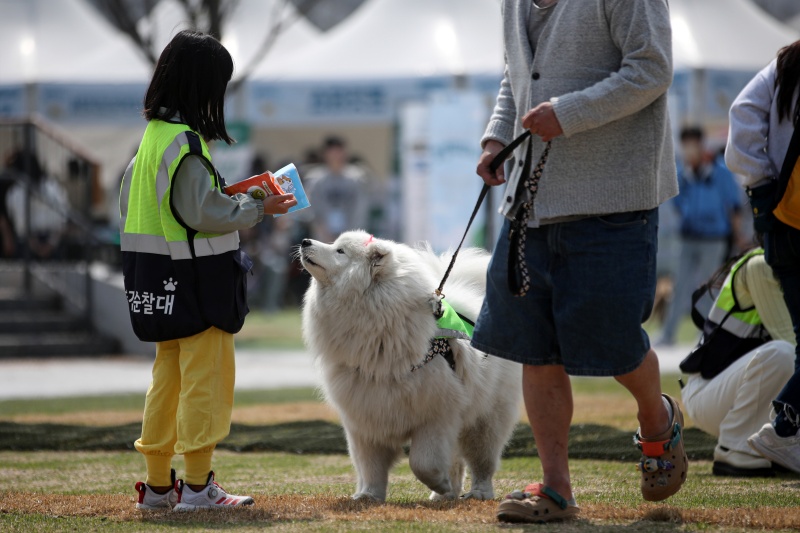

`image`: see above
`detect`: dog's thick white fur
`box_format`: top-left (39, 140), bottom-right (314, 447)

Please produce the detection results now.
top-left (300, 230), bottom-right (521, 502)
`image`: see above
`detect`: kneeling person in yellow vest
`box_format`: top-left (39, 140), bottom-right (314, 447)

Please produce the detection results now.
top-left (679, 249), bottom-right (795, 477)
top-left (119, 31), bottom-right (296, 511)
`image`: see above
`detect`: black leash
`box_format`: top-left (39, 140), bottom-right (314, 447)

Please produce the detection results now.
top-left (435, 130), bottom-right (549, 298)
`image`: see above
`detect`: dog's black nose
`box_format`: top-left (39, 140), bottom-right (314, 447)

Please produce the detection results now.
top-left (301, 239), bottom-right (312, 248)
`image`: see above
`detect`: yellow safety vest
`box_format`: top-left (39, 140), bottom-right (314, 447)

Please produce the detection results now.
top-left (119, 119), bottom-right (249, 342)
top-left (680, 248), bottom-right (770, 379)
top-left (120, 119), bottom-right (239, 259)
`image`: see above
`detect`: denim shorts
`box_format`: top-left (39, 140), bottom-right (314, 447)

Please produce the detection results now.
top-left (472, 209), bottom-right (658, 376)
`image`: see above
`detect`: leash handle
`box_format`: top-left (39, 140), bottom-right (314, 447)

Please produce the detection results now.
top-left (435, 130), bottom-right (534, 297)
top-left (489, 130), bottom-right (531, 173)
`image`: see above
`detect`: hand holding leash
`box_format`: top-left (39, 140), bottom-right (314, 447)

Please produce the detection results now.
top-left (435, 130), bottom-right (539, 299)
top-left (477, 140), bottom-right (508, 186)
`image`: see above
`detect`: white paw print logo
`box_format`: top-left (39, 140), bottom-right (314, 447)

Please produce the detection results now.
top-left (163, 278), bottom-right (178, 291)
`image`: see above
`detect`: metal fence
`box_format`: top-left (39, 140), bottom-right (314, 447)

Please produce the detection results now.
top-left (0, 117), bottom-right (116, 321)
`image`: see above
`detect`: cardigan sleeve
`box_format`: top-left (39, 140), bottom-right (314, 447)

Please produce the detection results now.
top-left (172, 155), bottom-right (264, 234)
top-left (481, 63), bottom-right (517, 148)
top-left (725, 62), bottom-right (778, 187)
top-left (550, 0), bottom-right (673, 138)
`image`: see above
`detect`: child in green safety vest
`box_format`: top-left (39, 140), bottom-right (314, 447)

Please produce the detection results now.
top-left (121, 31), bottom-right (296, 511)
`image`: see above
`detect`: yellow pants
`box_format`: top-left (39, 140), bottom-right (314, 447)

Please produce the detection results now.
top-left (134, 326), bottom-right (235, 486)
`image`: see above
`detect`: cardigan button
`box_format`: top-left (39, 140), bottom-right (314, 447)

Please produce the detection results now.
top-left (506, 196), bottom-right (513, 203)
top-left (519, 159), bottom-right (524, 167)
top-left (531, 72), bottom-right (540, 80)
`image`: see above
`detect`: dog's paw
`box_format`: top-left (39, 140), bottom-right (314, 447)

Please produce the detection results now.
top-left (429, 491), bottom-right (457, 502)
top-left (352, 492), bottom-right (382, 502)
top-left (461, 489), bottom-right (494, 501)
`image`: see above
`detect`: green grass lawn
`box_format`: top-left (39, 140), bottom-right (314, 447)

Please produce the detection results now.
top-left (1, 449), bottom-right (798, 532)
top-left (235, 309), bottom-right (305, 350)
top-left (1, 381), bottom-right (799, 531)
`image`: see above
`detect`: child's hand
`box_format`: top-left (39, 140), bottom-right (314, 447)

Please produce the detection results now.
top-left (263, 193), bottom-right (297, 215)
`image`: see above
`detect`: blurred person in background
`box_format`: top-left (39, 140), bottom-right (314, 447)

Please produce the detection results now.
top-left (4, 149), bottom-right (68, 261)
top-left (256, 215), bottom-right (293, 312)
top-left (305, 136), bottom-right (369, 243)
top-left (240, 213), bottom-right (294, 313)
top-left (0, 151), bottom-right (20, 258)
top-left (657, 126), bottom-right (744, 346)
top-left (725, 39), bottom-right (800, 473)
top-left (237, 153), bottom-right (290, 312)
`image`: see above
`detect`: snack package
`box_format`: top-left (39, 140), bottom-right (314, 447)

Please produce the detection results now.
top-left (223, 163), bottom-right (310, 217)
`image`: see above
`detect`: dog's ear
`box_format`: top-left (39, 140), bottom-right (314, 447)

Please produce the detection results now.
top-left (368, 244), bottom-right (391, 280)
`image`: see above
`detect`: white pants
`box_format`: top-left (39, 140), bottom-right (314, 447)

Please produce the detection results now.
top-left (681, 341), bottom-right (795, 458)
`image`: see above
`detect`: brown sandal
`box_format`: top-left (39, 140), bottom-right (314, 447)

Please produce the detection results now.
top-left (497, 483), bottom-right (580, 523)
top-left (635, 394), bottom-right (688, 501)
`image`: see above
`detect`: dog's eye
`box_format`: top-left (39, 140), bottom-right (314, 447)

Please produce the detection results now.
top-left (337, 248), bottom-right (345, 254)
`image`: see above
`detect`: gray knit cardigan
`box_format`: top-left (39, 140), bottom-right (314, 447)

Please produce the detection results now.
top-left (483, 0), bottom-right (678, 222)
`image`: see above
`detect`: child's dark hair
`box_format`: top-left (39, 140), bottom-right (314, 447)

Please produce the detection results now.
top-left (776, 39), bottom-right (800, 126)
top-left (143, 30), bottom-right (234, 144)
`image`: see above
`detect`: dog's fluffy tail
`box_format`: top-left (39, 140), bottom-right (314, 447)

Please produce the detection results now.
top-left (414, 242), bottom-right (491, 299)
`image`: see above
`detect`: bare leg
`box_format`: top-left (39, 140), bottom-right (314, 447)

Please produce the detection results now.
top-left (614, 349), bottom-right (670, 438)
top-left (523, 364), bottom-right (573, 501)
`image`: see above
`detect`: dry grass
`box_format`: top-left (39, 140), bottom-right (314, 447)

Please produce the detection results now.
top-left (7, 402), bottom-right (339, 426)
top-left (2, 492), bottom-right (799, 531)
top-left (5, 393), bottom-right (654, 431)
top-left (0, 381), bottom-right (782, 532)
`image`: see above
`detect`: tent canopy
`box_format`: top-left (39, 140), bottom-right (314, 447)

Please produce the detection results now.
top-left (0, 0), bottom-right (321, 85)
top-left (254, 0), bottom-right (504, 81)
top-left (0, 0), bottom-right (152, 83)
top-left (255, 0), bottom-right (799, 83)
top-left (671, 0), bottom-right (798, 71)
top-left (3, 0), bottom-right (797, 86)
top-left (140, 0), bottom-right (321, 81)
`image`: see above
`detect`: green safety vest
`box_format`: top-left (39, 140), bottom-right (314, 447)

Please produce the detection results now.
top-left (119, 119), bottom-right (249, 342)
top-left (435, 299), bottom-right (475, 340)
top-left (706, 248), bottom-right (765, 337)
top-left (679, 248), bottom-right (770, 379)
top-left (120, 119), bottom-right (238, 258)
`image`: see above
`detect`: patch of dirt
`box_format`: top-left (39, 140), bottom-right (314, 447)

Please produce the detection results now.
top-left (232, 402), bottom-right (339, 425)
top-left (1, 492), bottom-right (798, 530)
top-left (8, 411), bottom-right (144, 426)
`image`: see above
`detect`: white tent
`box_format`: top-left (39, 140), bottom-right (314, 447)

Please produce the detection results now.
top-left (0, 0), bottom-right (323, 220)
top-left (669, 0), bottom-right (799, 135)
top-left (254, 0), bottom-right (502, 81)
top-left (245, 0), bottom-right (800, 176)
top-left (253, 0), bottom-right (797, 82)
top-left (671, 0), bottom-right (798, 71)
top-left (246, 0), bottom-right (799, 128)
top-left (0, 0), bottom-right (152, 84)
top-left (244, 0), bottom-right (503, 179)
top-left (139, 0), bottom-right (321, 83)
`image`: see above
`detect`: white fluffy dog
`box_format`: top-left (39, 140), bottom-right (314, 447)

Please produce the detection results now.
top-left (300, 230), bottom-right (521, 502)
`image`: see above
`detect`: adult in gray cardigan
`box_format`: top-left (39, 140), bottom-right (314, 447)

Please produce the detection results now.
top-left (472, 0), bottom-right (685, 523)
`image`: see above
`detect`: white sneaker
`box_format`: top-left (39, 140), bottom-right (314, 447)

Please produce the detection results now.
top-left (173, 471), bottom-right (254, 511)
top-left (747, 423), bottom-right (800, 474)
top-left (135, 469), bottom-right (178, 510)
